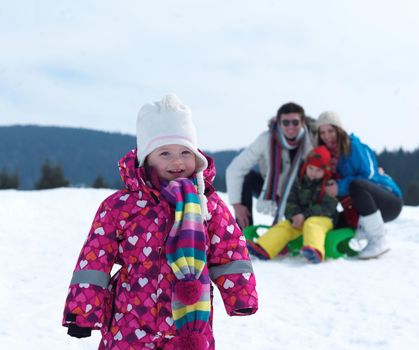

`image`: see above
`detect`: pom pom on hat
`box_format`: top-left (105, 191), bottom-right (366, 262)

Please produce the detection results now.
top-left (316, 111), bottom-right (343, 130)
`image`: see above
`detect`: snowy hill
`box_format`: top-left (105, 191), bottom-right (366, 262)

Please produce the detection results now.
top-left (1, 188), bottom-right (418, 349)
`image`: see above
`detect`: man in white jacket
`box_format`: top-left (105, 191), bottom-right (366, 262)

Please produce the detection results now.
top-left (226, 102), bottom-right (314, 229)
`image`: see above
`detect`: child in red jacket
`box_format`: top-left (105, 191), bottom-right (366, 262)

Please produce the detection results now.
top-left (62, 94), bottom-right (258, 349)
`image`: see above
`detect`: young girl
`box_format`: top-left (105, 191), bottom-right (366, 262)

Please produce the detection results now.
top-left (247, 146), bottom-right (338, 263)
top-left (62, 94), bottom-right (258, 349)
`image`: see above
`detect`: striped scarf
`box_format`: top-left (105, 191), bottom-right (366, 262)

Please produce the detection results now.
top-left (263, 122), bottom-right (305, 201)
top-left (161, 177), bottom-right (211, 340)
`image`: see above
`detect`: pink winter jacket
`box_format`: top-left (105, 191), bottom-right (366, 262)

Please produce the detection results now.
top-left (62, 149), bottom-right (258, 349)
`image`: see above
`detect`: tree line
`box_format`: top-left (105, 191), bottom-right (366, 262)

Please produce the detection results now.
top-left (0, 161), bottom-right (109, 190)
top-left (376, 148), bottom-right (419, 206)
top-left (2, 148), bottom-right (419, 206)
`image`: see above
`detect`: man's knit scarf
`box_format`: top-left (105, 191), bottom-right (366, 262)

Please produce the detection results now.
top-left (263, 121), bottom-right (305, 202)
top-left (161, 177), bottom-right (210, 349)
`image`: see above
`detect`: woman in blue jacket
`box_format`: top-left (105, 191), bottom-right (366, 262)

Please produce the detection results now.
top-left (316, 111), bottom-right (403, 259)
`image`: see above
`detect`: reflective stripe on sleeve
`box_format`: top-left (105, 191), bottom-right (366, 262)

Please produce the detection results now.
top-left (209, 260), bottom-right (254, 280)
top-left (70, 269), bottom-right (110, 288)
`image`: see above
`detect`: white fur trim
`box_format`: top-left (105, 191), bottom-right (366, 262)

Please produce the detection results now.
top-left (256, 199), bottom-right (278, 216)
top-left (196, 171), bottom-right (210, 220)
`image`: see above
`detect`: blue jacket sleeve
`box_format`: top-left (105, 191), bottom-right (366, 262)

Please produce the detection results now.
top-left (337, 136), bottom-right (377, 196)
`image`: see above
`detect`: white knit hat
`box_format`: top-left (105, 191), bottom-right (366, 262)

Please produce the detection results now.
top-left (316, 111), bottom-right (343, 130)
top-left (136, 93), bottom-right (209, 217)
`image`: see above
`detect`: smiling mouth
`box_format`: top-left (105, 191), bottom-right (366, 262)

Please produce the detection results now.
top-left (168, 169), bottom-right (184, 174)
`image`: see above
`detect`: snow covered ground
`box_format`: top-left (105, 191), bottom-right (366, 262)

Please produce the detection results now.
top-left (1, 188), bottom-right (418, 349)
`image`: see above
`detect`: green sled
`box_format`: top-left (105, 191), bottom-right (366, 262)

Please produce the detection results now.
top-left (243, 224), bottom-right (358, 259)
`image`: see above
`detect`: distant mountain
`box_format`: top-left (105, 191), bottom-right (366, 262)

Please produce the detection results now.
top-left (1, 125), bottom-right (419, 205)
top-left (0, 125), bottom-right (239, 190)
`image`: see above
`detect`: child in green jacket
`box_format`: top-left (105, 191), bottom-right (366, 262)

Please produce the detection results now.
top-left (247, 146), bottom-right (338, 263)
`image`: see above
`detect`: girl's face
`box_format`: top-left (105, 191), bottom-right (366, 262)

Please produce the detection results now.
top-left (306, 164), bottom-right (325, 181)
top-left (319, 124), bottom-right (337, 150)
top-left (146, 144), bottom-right (196, 181)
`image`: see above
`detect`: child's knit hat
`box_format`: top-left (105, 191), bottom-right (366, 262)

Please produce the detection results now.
top-left (300, 146), bottom-right (333, 203)
top-left (136, 93), bottom-right (207, 170)
top-left (136, 93), bottom-right (209, 216)
top-left (301, 146), bottom-right (332, 180)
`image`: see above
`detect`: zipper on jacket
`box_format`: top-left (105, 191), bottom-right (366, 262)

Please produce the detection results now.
top-left (107, 288), bottom-right (117, 332)
top-left (150, 191), bottom-right (160, 204)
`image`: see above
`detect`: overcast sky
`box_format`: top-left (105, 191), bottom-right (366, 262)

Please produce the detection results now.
top-left (1, 0), bottom-right (418, 152)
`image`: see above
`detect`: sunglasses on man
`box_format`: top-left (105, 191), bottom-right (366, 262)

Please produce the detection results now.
top-left (281, 119), bottom-right (300, 127)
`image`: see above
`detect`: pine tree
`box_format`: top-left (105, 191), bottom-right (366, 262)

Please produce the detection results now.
top-left (0, 167), bottom-right (8, 189)
top-left (36, 160), bottom-right (70, 189)
top-left (0, 166), bottom-right (19, 189)
top-left (92, 175), bottom-right (108, 188)
top-left (404, 182), bottom-right (419, 206)
top-left (9, 169), bottom-right (19, 189)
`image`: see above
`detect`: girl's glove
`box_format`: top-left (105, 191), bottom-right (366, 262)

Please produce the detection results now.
top-left (67, 323), bottom-right (92, 338)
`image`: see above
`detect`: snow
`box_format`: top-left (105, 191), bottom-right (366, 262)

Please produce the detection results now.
top-left (1, 188), bottom-right (418, 349)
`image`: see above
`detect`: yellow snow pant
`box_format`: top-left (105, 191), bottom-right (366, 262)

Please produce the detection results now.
top-left (256, 216), bottom-right (334, 259)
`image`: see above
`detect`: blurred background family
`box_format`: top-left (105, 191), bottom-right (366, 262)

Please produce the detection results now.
top-left (226, 103), bottom-right (403, 263)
